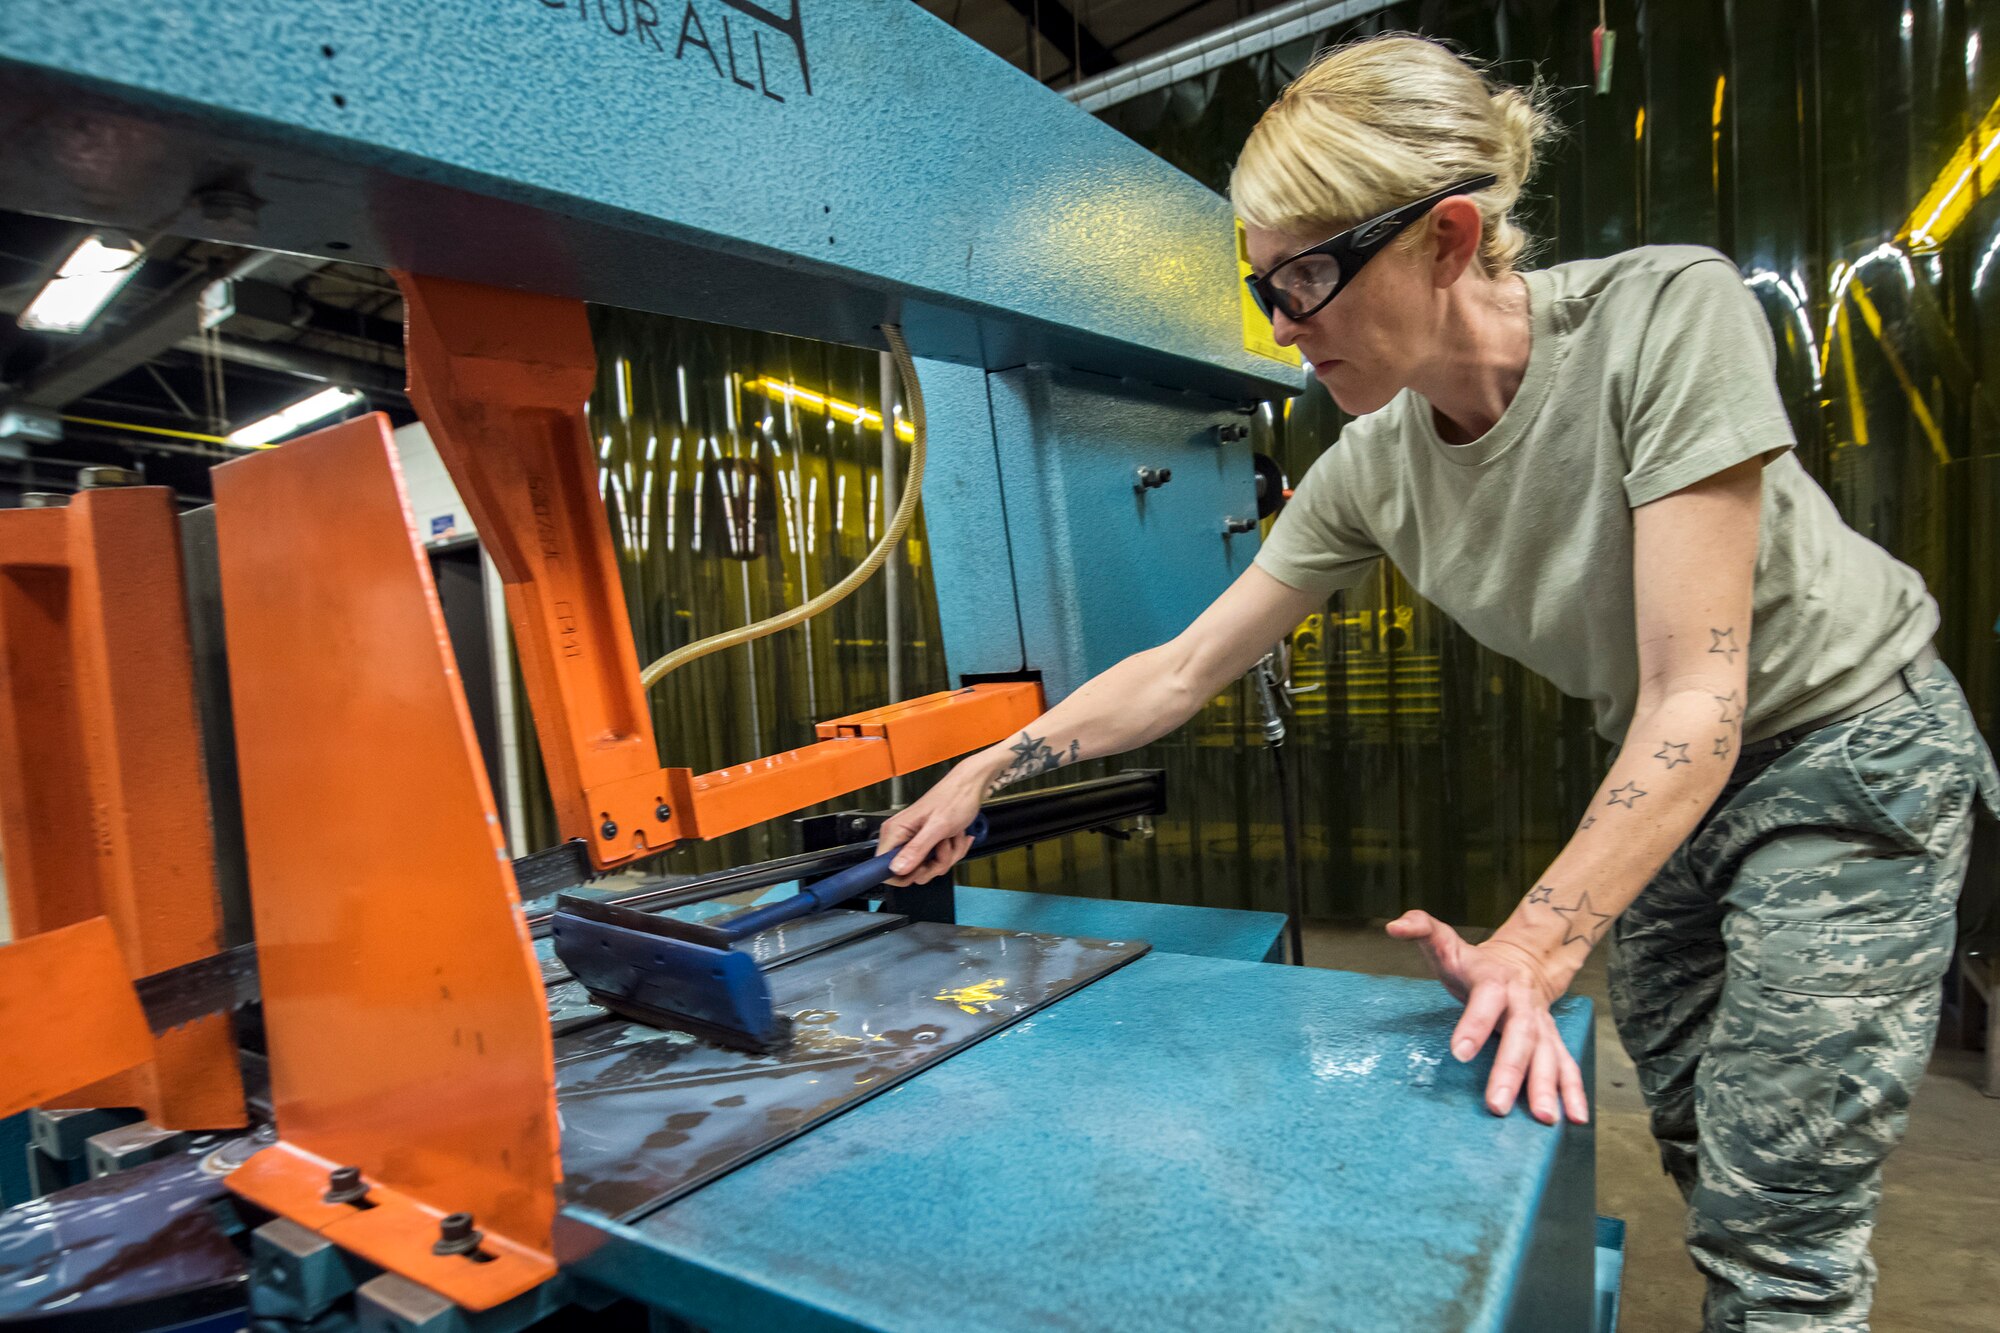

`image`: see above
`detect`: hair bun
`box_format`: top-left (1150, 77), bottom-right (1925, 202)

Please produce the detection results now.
top-left (1490, 85), bottom-right (1551, 190)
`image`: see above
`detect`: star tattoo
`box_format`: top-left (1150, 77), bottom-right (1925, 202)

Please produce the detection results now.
top-left (1551, 890), bottom-right (1616, 947)
top-left (1527, 884), bottom-right (1555, 905)
top-left (1606, 781), bottom-right (1648, 808)
top-left (1654, 741), bottom-right (1691, 769)
top-left (1580, 814), bottom-right (1597, 830)
top-left (1713, 735), bottom-right (1734, 758)
top-left (1708, 627), bottom-right (1741, 663)
top-left (1713, 690), bottom-right (1742, 728)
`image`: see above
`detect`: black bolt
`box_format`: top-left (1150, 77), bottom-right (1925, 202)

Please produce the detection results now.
top-left (323, 1165), bottom-right (368, 1206)
top-left (1135, 466), bottom-right (1173, 490)
top-left (432, 1211), bottom-right (483, 1257)
top-left (654, 802), bottom-right (671, 822)
top-left (1214, 423), bottom-right (1250, 443)
top-left (1223, 517), bottom-right (1257, 536)
top-left (600, 818), bottom-right (618, 841)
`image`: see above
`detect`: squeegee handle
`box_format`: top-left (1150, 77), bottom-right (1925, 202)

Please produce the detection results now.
top-left (719, 815), bottom-right (990, 941)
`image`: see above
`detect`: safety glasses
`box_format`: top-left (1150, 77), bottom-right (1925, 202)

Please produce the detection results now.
top-left (1243, 174), bottom-right (1499, 324)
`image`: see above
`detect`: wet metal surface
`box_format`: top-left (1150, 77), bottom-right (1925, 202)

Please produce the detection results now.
top-left (555, 922), bottom-right (1147, 1222)
top-left (0, 1135), bottom-right (256, 1323)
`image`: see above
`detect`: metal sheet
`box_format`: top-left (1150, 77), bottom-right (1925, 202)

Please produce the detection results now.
top-left (0, 1135), bottom-right (255, 1325)
top-left (555, 922), bottom-right (1147, 1222)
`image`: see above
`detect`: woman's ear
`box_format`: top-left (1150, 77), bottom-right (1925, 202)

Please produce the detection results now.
top-left (1426, 197), bottom-right (1485, 288)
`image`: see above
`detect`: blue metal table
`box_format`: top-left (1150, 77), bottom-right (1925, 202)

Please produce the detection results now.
top-left (954, 885), bottom-right (1287, 963)
top-left (562, 952), bottom-right (1597, 1333)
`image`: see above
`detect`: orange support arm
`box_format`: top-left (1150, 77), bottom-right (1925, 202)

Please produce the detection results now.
top-left (396, 272), bottom-right (1039, 866)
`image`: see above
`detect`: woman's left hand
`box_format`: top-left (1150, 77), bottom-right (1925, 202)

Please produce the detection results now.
top-left (1386, 910), bottom-right (1590, 1126)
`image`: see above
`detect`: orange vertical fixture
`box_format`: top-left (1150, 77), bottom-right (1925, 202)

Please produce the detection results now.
top-left (213, 415), bottom-right (559, 1310)
top-left (395, 271), bottom-right (1042, 864)
top-left (0, 487), bottom-right (243, 1129)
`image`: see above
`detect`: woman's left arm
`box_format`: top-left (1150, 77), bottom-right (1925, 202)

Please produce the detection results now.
top-left (1389, 455), bottom-right (1762, 1125)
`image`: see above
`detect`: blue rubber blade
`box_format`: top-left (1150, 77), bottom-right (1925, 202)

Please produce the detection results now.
top-left (551, 910), bottom-right (785, 1052)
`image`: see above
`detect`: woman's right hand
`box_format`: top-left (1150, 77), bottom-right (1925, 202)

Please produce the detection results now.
top-left (874, 758), bottom-right (994, 886)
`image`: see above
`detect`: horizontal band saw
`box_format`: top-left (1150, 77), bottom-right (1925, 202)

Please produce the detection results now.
top-left (0, 1), bottom-right (1607, 1329)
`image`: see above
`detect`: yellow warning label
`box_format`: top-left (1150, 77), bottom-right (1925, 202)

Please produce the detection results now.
top-left (1236, 218), bottom-right (1303, 368)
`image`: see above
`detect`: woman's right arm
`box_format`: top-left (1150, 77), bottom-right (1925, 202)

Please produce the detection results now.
top-left (876, 564), bottom-right (1325, 883)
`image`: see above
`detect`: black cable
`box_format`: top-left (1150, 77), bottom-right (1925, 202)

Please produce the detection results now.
top-left (1271, 738), bottom-right (1306, 967)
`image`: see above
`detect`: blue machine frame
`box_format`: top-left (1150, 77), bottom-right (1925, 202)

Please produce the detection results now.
top-left (0, 4), bottom-right (1609, 1329)
top-left (0, 0), bottom-right (1292, 696)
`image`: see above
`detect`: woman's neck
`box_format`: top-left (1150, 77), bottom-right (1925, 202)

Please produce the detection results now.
top-left (1410, 270), bottom-right (1532, 445)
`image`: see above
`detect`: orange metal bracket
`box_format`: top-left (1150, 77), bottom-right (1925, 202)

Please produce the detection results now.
top-left (0, 487), bottom-right (243, 1129)
top-left (0, 917), bottom-right (155, 1120)
top-left (395, 271), bottom-right (1040, 868)
top-left (683, 683), bottom-right (1042, 840)
top-left (397, 272), bottom-right (676, 868)
top-left (212, 415), bottom-right (559, 1310)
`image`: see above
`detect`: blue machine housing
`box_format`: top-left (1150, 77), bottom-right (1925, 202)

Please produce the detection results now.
top-left (0, 0), bottom-right (1291, 700)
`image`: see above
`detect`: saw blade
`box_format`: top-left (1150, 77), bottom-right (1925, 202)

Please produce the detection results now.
top-left (133, 942), bottom-right (261, 1035)
top-left (129, 844), bottom-right (602, 1034)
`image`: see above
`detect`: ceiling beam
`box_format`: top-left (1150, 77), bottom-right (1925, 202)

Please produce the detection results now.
top-left (3, 251), bottom-right (271, 410)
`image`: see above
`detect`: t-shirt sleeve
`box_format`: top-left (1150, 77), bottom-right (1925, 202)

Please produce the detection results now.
top-left (1621, 256), bottom-right (1798, 508)
top-left (1252, 440), bottom-right (1382, 596)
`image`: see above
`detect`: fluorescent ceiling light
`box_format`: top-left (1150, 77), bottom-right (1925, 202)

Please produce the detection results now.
top-left (227, 387), bottom-right (364, 448)
top-left (17, 233), bottom-right (146, 333)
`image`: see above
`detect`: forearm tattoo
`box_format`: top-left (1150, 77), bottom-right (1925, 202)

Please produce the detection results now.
top-left (1712, 689), bottom-right (1742, 729)
top-left (985, 730), bottom-right (1081, 798)
top-left (1708, 627), bottom-right (1741, 664)
top-left (1653, 741), bottom-right (1691, 769)
top-left (1712, 687), bottom-right (1743, 759)
top-left (1548, 888), bottom-right (1615, 948)
top-left (1605, 781), bottom-right (1649, 809)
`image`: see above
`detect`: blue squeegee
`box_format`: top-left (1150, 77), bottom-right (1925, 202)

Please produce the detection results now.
top-left (552, 816), bottom-right (989, 1051)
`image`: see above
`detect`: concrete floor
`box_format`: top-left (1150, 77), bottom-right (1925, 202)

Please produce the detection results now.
top-left (1300, 923), bottom-right (2000, 1333)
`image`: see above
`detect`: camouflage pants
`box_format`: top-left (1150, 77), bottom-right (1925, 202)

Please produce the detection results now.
top-left (1608, 656), bottom-right (2000, 1333)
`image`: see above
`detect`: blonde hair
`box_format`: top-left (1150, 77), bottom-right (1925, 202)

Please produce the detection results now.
top-left (1231, 35), bottom-right (1556, 276)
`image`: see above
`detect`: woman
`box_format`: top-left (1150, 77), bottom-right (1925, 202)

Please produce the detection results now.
top-left (877, 34), bottom-right (1998, 1331)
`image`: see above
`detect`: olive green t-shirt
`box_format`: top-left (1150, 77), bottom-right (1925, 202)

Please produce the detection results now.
top-left (1254, 244), bottom-right (1937, 744)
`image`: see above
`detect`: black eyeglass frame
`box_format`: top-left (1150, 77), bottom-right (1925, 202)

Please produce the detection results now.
top-left (1244, 173), bottom-right (1501, 324)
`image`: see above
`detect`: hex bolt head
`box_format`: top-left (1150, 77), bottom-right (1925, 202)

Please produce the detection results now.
top-left (1223, 517), bottom-right (1257, 536)
top-left (432, 1211), bottom-right (483, 1257)
top-left (654, 803), bottom-right (672, 823)
top-left (1213, 423), bottom-right (1250, 444)
top-left (600, 818), bottom-right (618, 841)
top-left (323, 1164), bottom-right (368, 1205)
top-left (1135, 467), bottom-right (1173, 490)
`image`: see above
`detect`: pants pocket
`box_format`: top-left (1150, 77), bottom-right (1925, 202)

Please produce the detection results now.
top-left (1836, 707), bottom-right (1967, 857)
top-left (1756, 914), bottom-right (1956, 997)
top-left (1724, 916), bottom-right (1951, 1198)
